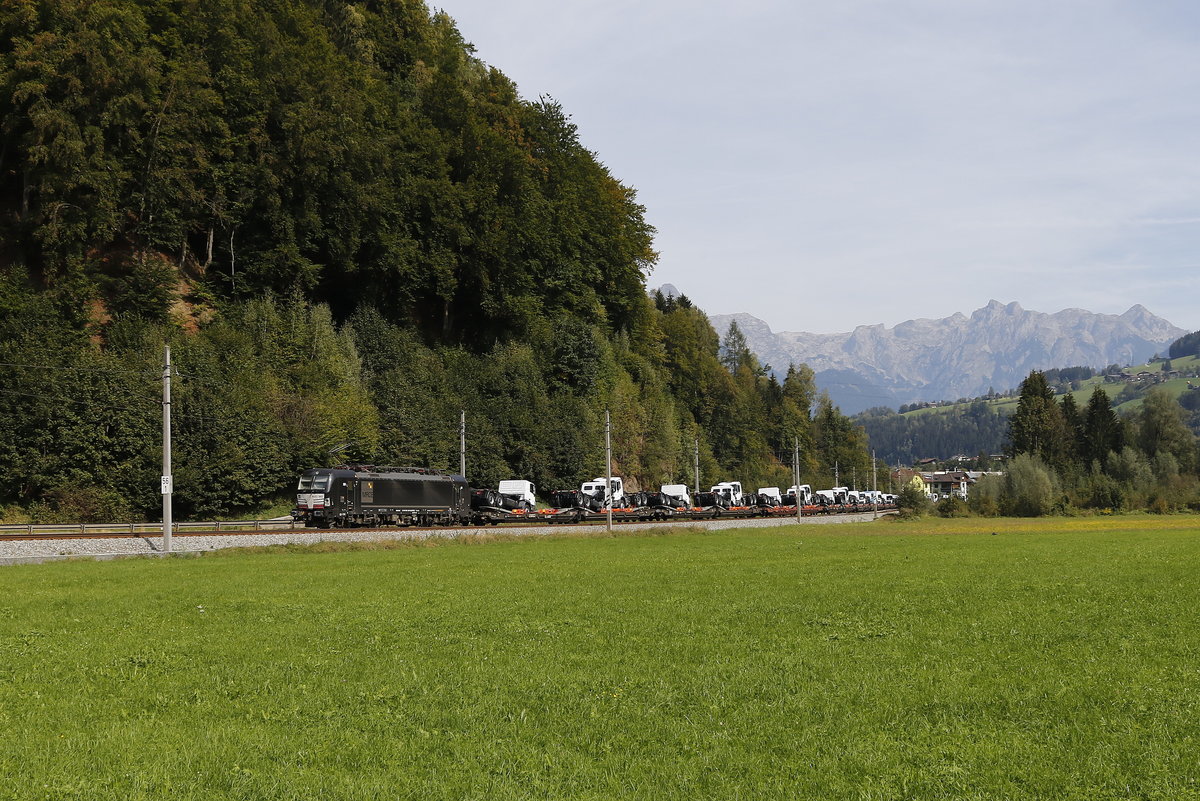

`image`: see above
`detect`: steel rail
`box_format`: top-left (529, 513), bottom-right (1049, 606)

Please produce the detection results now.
top-left (0, 519), bottom-right (297, 541)
top-left (0, 508), bottom-right (894, 542)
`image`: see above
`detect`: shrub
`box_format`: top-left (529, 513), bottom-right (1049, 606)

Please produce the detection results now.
top-left (1079, 470), bottom-right (1126, 511)
top-left (1001, 454), bottom-right (1060, 517)
top-left (936, 496), bottom-right (969, 518)
top-left (897, 484), bottom-right (931, 517)
top-left (968, 475), bottom-right (1002, 517)
top-left (33, 486), bottom-right (132, 524)
top-left (1147, 493), bottom-right (1171, 514)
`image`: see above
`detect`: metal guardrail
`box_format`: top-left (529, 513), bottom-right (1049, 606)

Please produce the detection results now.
top-left (0, 518), bottom-right (298, 537)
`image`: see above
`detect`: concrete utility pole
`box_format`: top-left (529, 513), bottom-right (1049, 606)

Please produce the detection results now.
top-left (834, 461), bottom-right (839, 488)
top-left (162, 345), bottom-right (173, 554)
top-left (794, 437), bottom-right (802, 522)
top-left (872, 450), bottom-right (878, 519)
top-left (459, 410), bottom-right (466, 477)
top-left (605, 409), bottom-right (613, 532)
top-left (694, 437), bottom-right (700, 494)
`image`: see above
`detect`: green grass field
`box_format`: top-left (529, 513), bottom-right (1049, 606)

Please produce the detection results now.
top-left (3, 517), bottom-right (1200, 799)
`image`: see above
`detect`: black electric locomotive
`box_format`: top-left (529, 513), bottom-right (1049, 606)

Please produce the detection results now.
top-left (293, 465), bottom-right (470, 527)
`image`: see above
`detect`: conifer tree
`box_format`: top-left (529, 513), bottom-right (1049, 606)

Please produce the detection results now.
top-left (1080, 386), bottom-right (1124, 470)
top-left (1059, 392), bottom-right (1083, 466)
top-left (719, 321), bottom-right (753, 373)
top-left (1008, 371), bottom-right (1069, 469)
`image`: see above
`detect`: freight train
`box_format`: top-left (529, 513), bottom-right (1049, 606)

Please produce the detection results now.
top-left (293, 465), bottom-right (896, 528)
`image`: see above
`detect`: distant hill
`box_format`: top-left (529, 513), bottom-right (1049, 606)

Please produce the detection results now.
top-left (860, 353), bottom-right (1200, 465)
top-left (709, 301), bottom-right (1186, 414)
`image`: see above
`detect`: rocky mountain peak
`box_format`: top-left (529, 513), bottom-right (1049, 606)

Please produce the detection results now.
top-left (709, 301), bottom-right (1186, 414)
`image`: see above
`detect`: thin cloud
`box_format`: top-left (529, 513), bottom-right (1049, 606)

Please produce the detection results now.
top-left (446, 0), bottom-right (1200, 332)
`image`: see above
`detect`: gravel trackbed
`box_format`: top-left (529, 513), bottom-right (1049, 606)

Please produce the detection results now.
top-left (0, 513), bottom-right (886, 565)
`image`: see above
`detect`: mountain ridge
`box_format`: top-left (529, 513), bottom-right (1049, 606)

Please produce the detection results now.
top-left (707, 300), bottom-right (1187, 414)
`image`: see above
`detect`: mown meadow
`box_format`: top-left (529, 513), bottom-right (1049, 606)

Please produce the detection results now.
top-left (2, 517), bottom-right (1200, 799)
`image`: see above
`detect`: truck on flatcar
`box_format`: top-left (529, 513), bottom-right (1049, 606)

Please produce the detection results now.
top-left (581, 476), bottom-right (625, 509)
top-left (660, 484), bottom-right (693, 508)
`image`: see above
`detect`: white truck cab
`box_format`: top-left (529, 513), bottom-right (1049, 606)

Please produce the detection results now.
top-left (787, 484), bottom-right (813, 505)
top-left (498, 480), bottom-right (537, 510)
top-left (757, 487), bottom-right (783, 506)
top-left (661, 484), bottom-right (693, 507)
top-left (581, 476), bottom-right (625, 508)
top-left (710, 481), bottom-right (744, 506)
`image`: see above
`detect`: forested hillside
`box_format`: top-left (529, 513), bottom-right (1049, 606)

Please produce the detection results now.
top-left (857, 403), bottom-right (1009, 467)
top-left (0, 0), bottom-right (876, 521)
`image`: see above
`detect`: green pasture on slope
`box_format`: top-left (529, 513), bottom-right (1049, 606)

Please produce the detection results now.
top-left (2, 517), bottom-right (1200, 800)
top-left (903, 354), bottom-right (1200, 419)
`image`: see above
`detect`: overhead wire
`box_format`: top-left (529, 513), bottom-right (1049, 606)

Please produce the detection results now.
top-left (0, 386), bottom-right (163, 417)
top-left (0, 361), bottom-right (162, 376)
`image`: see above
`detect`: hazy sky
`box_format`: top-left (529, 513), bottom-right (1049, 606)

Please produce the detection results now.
top-left (443, 1), bottom-right (1200, 334)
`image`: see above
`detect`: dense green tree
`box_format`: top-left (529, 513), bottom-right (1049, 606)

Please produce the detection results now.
top-left (770, 364), bottom-right (818, 479)
top-left (1079, 386), bottom-right (1124, 470)
top-left (1001, 454), bottom-right (1060, 517)
top-left (1078, 465), bottom-right (1125, 510)
top-left (967, 474), bottom-right (1002, 516)
top-left (812, 395), bottom-right (870, 488)
top-left (1138, 388), bottom-right (1197, 473)
top-left (719, 321), bottom-right (753, 373)
top-left (0, 272), bottom-right (158, 520)
top-left (896, 483), bottom-right (931, 517)
top-left (1008, 371), bottom-right (1069, 469)
top-left (1059, 392), bottom-right (1082, 467)
top-left (1107, 446), bottom-right (1154, 490)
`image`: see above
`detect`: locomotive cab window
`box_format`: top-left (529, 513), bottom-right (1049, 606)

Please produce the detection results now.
top-left (298, 474), bottom-right (331, 491)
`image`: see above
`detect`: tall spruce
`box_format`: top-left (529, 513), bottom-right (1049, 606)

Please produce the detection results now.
top-left (1008, 371), bottom-right (1069, 469)
top-left (1080, 386), bottom-right (1124, 470)
top-left (1059, 392), bottom-right (1083, 467)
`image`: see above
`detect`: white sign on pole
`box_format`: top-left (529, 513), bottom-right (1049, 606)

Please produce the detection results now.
top-left (161, 475), bottom-right (172, 495)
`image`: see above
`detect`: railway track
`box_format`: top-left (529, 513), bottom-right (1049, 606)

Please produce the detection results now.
top-left (0, 520), bottom-right (295, 542)
top-left (0, 528), bottom-right (292, 542)
top-left (0, 508), bottom-right (891, 542)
